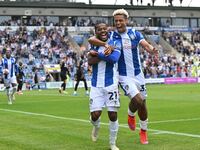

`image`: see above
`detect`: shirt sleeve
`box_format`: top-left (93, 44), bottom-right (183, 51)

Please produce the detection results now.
top-left (135, 30), bottom-right (145, 43)
top-left (97, 40), bottom-right (121, 64)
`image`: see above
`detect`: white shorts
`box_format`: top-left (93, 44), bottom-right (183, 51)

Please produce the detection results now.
top-left (4, 76), bottom-right (17, 88)
top-left (119, 72), bottom-right (147, 100)
top-left (89, 84), bottom-right (120, 112)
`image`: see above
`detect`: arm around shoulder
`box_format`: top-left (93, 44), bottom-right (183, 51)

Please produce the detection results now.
top-left (88, 36), bottom-right (107, 47)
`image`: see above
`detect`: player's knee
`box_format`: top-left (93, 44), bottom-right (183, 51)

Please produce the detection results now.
top-left (108, 111), bottom-right (117, 122)
top-left (91, 111), bottom-right (101, 121)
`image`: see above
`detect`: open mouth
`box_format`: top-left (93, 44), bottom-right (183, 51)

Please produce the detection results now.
top-left (100, 33), bottom-right (107, 39)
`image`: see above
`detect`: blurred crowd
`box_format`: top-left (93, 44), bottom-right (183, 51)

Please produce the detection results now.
top-left (141, 49), bottom-right (200, 78)
top-left (0, 16), bottom-right (58, 26)
top-left (142, 29), bottom-right (200, 78)
top-left (162, 31), bottom-right (200, 56)
top-left (192, 29), bottom-right (200, 43)
top-left (0, 16), bottom-right (154, 27)
top-left (0, 26), bottom-right (78, 82)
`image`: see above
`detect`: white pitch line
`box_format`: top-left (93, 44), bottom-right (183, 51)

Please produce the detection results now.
top-left (0, 108), bottom-right (90, 124)
top-left (148, 118), bottom-right (200, 124)
top-left (119, 117), bottom-right (200, 126)
top-left (117, 124), bottom-right (200, 138)
top-left (149, 130), bottom-right (200, 138)
top-left (0, 108), bottom-right (200, 138)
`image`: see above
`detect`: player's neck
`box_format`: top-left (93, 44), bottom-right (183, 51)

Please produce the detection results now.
top-left (116, 28), bottom-right (127, 35)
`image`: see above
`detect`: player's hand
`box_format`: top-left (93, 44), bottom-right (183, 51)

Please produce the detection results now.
top-left (89, 50), bottom-right (98, 57)
top-left (152, 48), bottom-right (159, 57)
top-left (3, 69), bottom-right (9, 75)
top-left (104, 45), bottom-right (114, 56)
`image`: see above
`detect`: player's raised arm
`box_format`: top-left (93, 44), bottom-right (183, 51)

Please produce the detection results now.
top-left (0, 53), bottom-right (3, 66)
top-left (140, 40), bottom-right (159, 56)
top-left (135, 30), bottom-right (159, 57)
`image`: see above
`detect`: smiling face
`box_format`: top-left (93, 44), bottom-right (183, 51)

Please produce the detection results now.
top-left (114, 14), bottom-right (128, 33)
top-left (95, 23), bottom-right (108, 42)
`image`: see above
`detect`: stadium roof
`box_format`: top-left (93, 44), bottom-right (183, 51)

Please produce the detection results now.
top-left (0, 1), bottom-right (200, 11)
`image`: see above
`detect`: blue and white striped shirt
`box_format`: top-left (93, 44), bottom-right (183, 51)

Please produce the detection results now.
top-left (110, 28), bottom-right (144, 77)
top-left (90, 39), bottom-right (121, 87)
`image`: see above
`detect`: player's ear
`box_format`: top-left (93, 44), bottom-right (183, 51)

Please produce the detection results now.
top-left (125, 18), bottom-right (128, 25)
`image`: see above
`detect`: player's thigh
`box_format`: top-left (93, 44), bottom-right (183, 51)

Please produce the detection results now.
top-left (104, 84), bottom-right (120, 112)
top-left (89, 87), bottom-right (105, 112)
top-left (119, 76), bottom-right (139, 99)
top-left (134, 72), bottom-right (147, 100)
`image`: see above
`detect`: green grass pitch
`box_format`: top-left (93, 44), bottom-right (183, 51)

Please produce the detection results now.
top-left (0, 84), bottom-right (200, 150)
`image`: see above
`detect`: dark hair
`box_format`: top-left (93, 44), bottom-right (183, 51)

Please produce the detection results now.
top-left (94, 22), bottom-right (107, 32)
